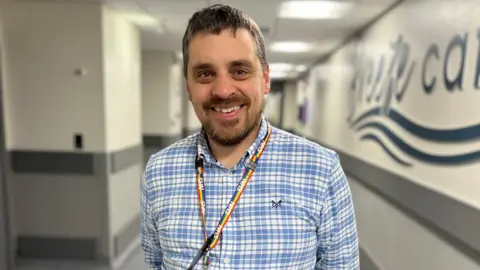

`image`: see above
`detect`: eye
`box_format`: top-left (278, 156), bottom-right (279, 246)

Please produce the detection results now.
top-left (195, 70), bottom-right (215, 83)
top-left (197, 71), bottom-right (213, 78)
top-left (232, 69), bottom-right (249, 77)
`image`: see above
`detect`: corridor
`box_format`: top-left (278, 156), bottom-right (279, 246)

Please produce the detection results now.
top-left (0, 0), bottom-right (479, 269)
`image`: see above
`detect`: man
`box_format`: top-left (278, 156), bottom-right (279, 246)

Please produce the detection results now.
top-left (140, 4), bottom-right (359, 269)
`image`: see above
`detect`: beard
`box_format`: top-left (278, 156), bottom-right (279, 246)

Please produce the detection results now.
top-left (201, 96), bottom-right (264, 146)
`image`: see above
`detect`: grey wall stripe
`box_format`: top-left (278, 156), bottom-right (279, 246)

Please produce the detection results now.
top-left (143, 134), bottom-right (182, 149)
top-left (16, 236), bottom-right (97, 261)
top-left (10, 150), bottom-right (94, 175)
top-left (9, 144), bottom-right (143, 175)
top-left (0, 166), bottom-right (8, 270)
top-left (114, 214), bottom-right (140, 259)
top-left (301, 135), bottom-right (480, 264)
top-left (94, 154), bottom-right (111, 263)
top-left (360, 246), bottom-right (381, 270)
top-left (9, 145), bottom-right (143, 262)
top-left (110, 145), bottom-right (142, 174)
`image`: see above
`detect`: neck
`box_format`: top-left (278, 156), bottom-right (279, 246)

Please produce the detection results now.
top-left (208, 122), bottom-right (261, 169)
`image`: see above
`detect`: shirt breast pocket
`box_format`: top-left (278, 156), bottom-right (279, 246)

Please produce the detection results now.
top-left (234, 196), bottom-right (318, 265)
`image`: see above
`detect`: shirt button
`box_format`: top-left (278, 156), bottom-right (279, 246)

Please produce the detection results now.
top-left (224, 257), bottom-right (230, 264)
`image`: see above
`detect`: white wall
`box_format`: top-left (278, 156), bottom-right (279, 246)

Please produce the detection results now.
top-left (186, 102), bottom-right (202, 132)
top-left (2, 0), bottom-right (105, 152)
top-left (102, 5), bottom-right (142, 152)
top-left (2, 0), bottom-right (143, 154)
top-left (305, 0), bottom-right (480, 209)
top-left (141, 50), bottom-right (182, 136)
top-left (2, 1), bottom-right (145, 261)
top-left (102, 5), bottom-right (142, 246)
top-left (299, 0), bottom-right (480, 268)
top-left (350, 178), bottom-right (480, 270)
top-left (1, 0), bottom-right (107, 252)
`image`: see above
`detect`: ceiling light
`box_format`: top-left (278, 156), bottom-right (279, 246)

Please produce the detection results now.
top-left (268, 63), bottom-right (309, 78)
top-left (124, 14), bottom-right (159, 27)
top-left (295, 65), bottom-right (308, 72)
top-left (270, 41), bottom-right (313, 53)
top-left (279, 0), bottom-right (352, 19)
top-left (269, 63), bottom-right (295, 72)
top-left (269, 70), bottom-right (293, 79)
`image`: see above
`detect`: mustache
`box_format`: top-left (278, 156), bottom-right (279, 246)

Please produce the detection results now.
top-left (203, 96), bottom-right (250, 108)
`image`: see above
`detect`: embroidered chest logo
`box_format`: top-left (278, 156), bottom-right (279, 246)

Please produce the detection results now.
top-left (271, 200), bottom-right (282, 208)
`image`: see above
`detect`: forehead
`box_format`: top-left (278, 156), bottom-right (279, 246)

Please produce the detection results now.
top-left (188, 28), bottom-right (258, 65)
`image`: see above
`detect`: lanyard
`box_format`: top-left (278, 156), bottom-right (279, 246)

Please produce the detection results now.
top-left (192, 123), bottom-right (272, 268)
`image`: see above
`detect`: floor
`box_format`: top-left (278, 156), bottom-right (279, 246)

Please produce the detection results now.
top-left (15, 247), bottom-right (149, 270)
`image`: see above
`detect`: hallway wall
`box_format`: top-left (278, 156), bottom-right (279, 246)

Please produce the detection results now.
top-left (3, 0), bottom-right (106, 261)
top-left (141, 50), bottom-right (183, 162)
top-left (281, 80), bottom-right (298, 132)
top-left (297, 0), bottom-right (480, 269)
top-left (1, 0), bottom-right (143, 264)
top-left (101, 6), bottom-right (143, 260)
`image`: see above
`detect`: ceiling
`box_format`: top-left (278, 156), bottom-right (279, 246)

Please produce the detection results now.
top-left (105, 0), bottom-right (399, 79)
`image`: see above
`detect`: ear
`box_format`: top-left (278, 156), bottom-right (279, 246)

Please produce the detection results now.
top-left (263, 65), bottom-right (271, 95)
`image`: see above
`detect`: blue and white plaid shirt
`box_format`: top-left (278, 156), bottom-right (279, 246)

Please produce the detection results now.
top-left (140, 117), bottom-right (359, 269)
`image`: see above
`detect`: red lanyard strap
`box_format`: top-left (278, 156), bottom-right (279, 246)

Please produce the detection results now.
top-left (191, 123), bottom-right (272, 268)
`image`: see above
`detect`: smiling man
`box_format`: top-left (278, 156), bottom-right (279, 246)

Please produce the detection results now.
top-left (140, 4), bottom-right (359, 270)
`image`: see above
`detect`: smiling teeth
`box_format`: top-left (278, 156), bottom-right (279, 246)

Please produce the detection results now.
top-left (215, 106), bottom-right (240, 113)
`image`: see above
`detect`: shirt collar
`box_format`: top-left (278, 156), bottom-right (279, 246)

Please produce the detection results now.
top-left (196, 115), bottom-right (270, 167)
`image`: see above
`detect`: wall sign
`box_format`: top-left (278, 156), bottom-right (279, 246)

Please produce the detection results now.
top-left (347, 31), bottom-right (480, 167)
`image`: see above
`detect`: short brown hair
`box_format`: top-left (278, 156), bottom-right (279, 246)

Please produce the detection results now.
top-left (181, 4), bottom-right (268, 77)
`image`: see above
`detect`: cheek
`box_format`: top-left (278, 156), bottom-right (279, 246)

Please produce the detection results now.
top-left (250, 89), bottom-right (263, 106)
top-left (190, 92), bottom-right (210, 115)
top-left (189, 88), bottom-right (206, 105)
top-left (241, 81), bottom-right (263, 100)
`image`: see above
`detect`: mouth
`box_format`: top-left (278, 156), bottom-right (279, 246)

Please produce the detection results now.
top-left (211, 105), bottom-right (244, 114)
top-left (209, 104), bottom-right (246, 120)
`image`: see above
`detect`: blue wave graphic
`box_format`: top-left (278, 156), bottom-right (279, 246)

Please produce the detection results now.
top-left (359, 134), bottom-right (412, 167)
top-left (350, 107), bottom-right (480, 142)
top-left (358, 123), bottom-right (480, 165)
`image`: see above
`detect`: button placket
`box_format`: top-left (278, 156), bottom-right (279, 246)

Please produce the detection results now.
top-left (221, 169), bottom-right (237, 266)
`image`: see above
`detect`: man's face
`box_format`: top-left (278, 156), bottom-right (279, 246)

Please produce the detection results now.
top-left (186, 28), bottom-right (270, 146)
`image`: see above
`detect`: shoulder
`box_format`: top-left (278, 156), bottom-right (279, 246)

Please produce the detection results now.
top-left (144, 133), bottom-right (198, 178)
top-left (268, 128), bottom-right (348, 218)
top-left (270, 127), bottom-right (340, 169)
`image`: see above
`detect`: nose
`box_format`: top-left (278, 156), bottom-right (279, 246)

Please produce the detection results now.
top-left (211, 72), bottom-right (236, 99)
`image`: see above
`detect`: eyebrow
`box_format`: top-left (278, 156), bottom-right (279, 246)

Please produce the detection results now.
top-left (230, 60), bottom-right (254, 69)
top-left (191, 59), bottom-right (254, 72)
top-left (191, 62), bottom-right (214, 72)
